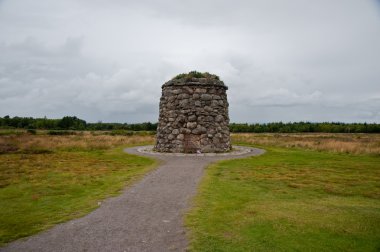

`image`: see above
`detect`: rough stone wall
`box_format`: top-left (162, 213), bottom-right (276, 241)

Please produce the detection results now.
top-left (154, 77), bottom-right (231, 153)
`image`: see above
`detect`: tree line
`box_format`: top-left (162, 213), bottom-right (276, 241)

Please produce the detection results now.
top-left (0, 116), bottom-right (379, 133)
top-left (229, 122), bottom-right (380, 133)
top-left (0, 116), bottom-right (157, 131)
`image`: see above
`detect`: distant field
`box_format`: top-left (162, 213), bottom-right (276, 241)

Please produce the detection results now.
top-left (232, 133), bottom-right (380, 155)
top-left (187, 133), bottom-right (380, 251)
top-left (0, 131), bottom-right (156, 245)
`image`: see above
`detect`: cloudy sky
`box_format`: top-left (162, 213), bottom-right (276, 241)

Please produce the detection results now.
top-left (0, 0), bottom-right (379, 123)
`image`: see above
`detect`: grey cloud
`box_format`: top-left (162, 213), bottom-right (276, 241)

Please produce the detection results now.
top-left (0, 38), bottom-right (165, 122)
top-left (0, 0), bottom-right (379, 122)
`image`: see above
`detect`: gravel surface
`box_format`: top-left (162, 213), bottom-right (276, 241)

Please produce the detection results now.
top-left (1, 146), bottom-right (265, 252)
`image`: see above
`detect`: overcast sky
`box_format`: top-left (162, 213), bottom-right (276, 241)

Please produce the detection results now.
top-left (0, 0), bottom-right (379, 123)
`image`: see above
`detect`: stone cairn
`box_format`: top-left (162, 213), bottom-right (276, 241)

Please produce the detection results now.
top-left (154, 72), bottom-right (231, 153)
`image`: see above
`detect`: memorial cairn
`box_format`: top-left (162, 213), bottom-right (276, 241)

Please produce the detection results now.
top-left (154, 71), bottom-right (231, 153)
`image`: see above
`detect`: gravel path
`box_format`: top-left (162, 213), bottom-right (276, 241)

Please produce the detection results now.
top-left (1, 146), bottom-right (264, 252)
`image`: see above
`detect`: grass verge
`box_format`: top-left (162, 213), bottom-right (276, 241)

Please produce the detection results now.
top-left (186, 145), bottom-right (380, 251)
top-left (0, 146), bottom-right (156, 246)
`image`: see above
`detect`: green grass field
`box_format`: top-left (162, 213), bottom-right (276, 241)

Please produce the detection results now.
top-left (186, 144), bottom-right (380, 251)
top-left (0, 133), bottom-right (156, 246)
top-left (1, 132), bottom-right (379, 250)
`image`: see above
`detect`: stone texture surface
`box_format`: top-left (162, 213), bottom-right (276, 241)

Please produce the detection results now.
top-left (155, 76), bottom-right (231, 153)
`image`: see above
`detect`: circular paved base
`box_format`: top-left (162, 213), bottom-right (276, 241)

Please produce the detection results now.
top-left (136, 145), bottom-right (257, 157)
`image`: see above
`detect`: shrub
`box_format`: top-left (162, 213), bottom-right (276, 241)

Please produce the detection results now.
top-left (47, 130), bottom-right (76, 135)
top-left (173, 71), bottom-right (220, 80)
top-left (0, 130), bottom-right (23, 136)
top-left (27, 129), bottom-right (36, 135)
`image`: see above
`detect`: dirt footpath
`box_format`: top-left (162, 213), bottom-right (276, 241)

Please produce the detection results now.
top-left (1, 146), bottom-right (264, 252)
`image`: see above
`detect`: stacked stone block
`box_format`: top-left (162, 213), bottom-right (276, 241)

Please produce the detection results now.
top-left (154, 75), bottom-right (231, 153)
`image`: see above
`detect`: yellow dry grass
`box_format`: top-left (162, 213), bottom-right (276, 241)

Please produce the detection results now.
top-left (232, 133), bottom-right (380, 155)
top-left (0, 132), bottom-right (155, 153)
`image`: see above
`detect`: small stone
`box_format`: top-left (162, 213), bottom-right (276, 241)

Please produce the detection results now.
top-left (205, 116), bottom-right (214, 122)
top-left (168, 134), bottom-right (175, 140)
top-left (168, 96), bottom-right (176, 103)
top-left (195, 88), bottom-right (207, 93)
top-left (211, 100), bottom-right (219, 107)
top-left (180, 128), bottom-right (191, 134)
top-left (179, 99), bottom-right (189, 107)
top-left (204, 106), bottom-right (213, 112)
top-left (188, 115), bottom-right (197, 122)
top-left (192, 128), bottom-right (201, 134)
top-left (200, 138), bottom-right (209, 145)
top-left (172, 129), bottom-right (179, 135)
top-left (177, 134), bottom-right (184, 140)
top-left (200, 134), bottom-right (208, 139)
top-left (186, 122), bottom-right (197, 129)
top-left (208, 88), bottom-right (216, 94)
top-left (201, 94), bottom-right (212, 101)
top-left (176, 115), bottom-right (186, 123)
top-left (215, 115), bottom-right (224, 122)
top-left (178, 93), bottom-right (189, 99)
top-left (184, 86), bottom-right (194, 94)
top-left (200, 126), bottom-right (207, 133)
top-left (164, 128), bottom-right (172, 134)
top-left (202, 145), bottom-right (214, 152)
top-left (173, 139), bottom-right (182, 145)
